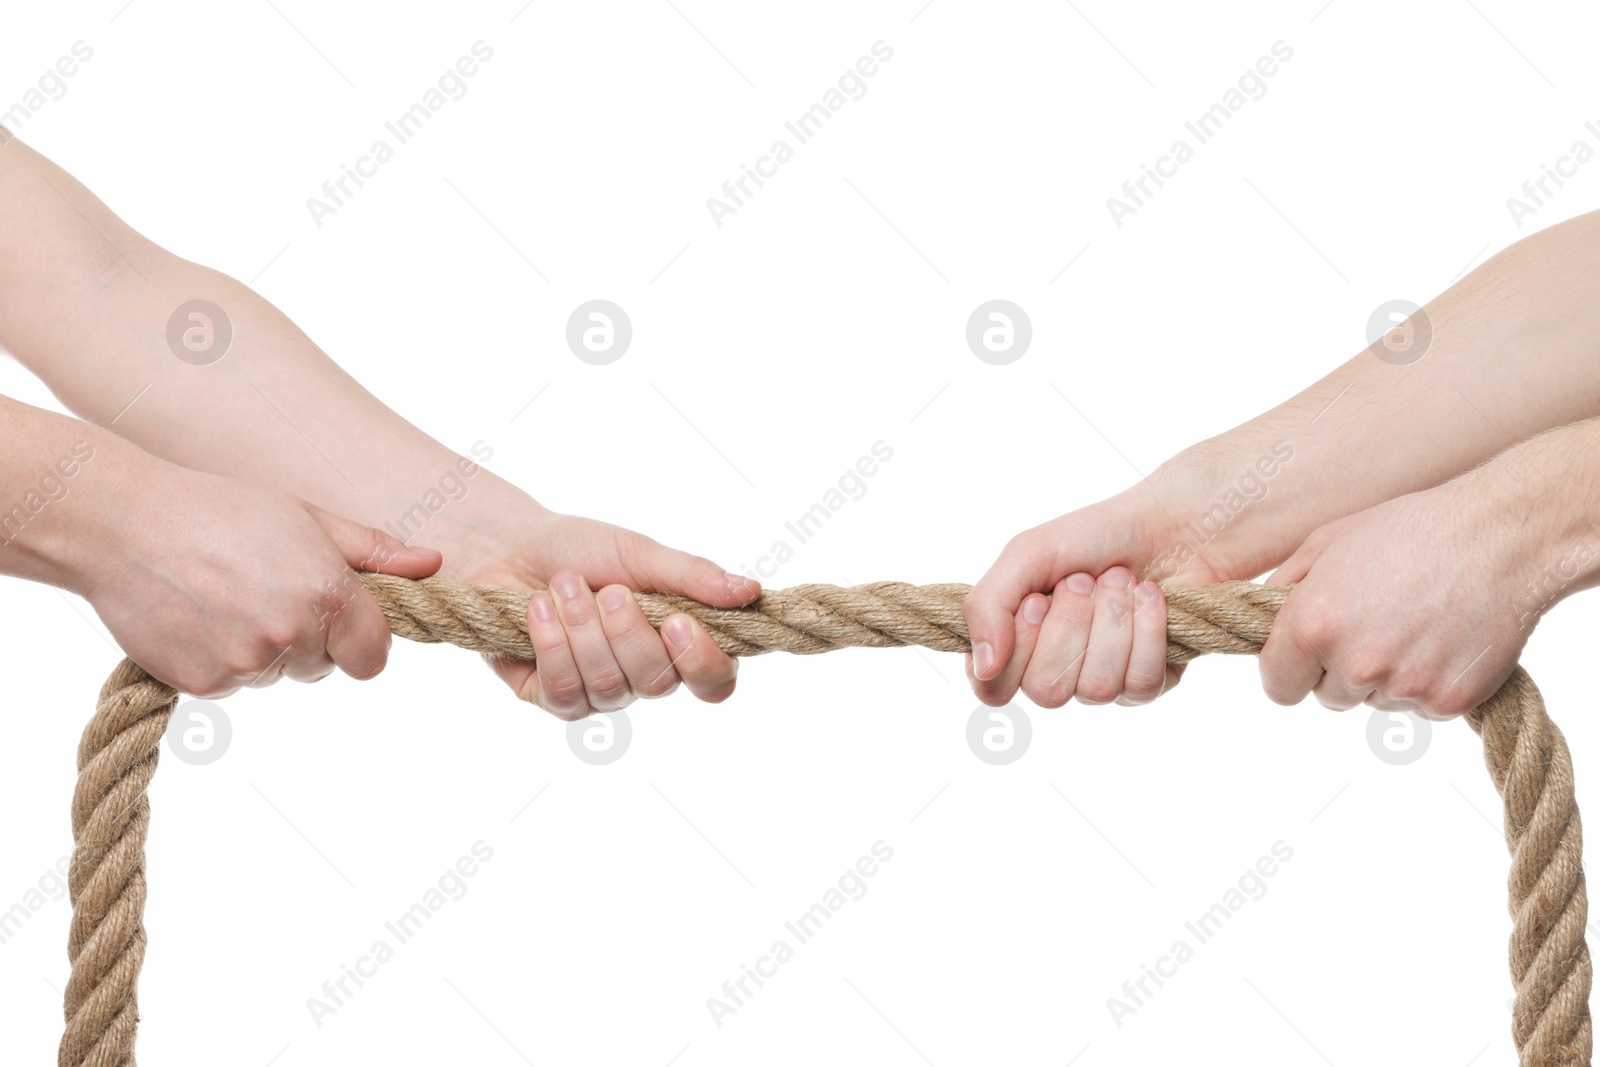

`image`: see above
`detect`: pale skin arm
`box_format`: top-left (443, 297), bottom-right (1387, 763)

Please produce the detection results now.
top-left (967, 208), bottom-right (1600, 710)
top-left (0, 393), bottom-right (443, 696)
top-left (0, 130), bottom-right (757, 715)
top-left (1259, 416), bottom-right (1600, 718)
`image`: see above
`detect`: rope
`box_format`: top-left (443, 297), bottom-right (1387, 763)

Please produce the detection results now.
top-left (60, 575), bottom-right (1591, 1066)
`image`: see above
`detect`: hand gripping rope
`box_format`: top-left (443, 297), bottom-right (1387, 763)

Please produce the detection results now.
top-left (61, 575), bottom-right (1590, 1066)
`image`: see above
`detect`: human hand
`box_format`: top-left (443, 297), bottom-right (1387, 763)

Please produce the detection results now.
top-left (964, 486), bottom-right (1229, 709)
top-left (1258, 476), bottom-right (1538, 719)
top-left (82, 463), bottom-right (442, 698)
top-left (435, 492), bottom-right (760, 719)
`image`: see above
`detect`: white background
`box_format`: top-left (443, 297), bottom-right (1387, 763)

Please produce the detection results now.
top-left (3, 1), bottom-right (1600, 1064)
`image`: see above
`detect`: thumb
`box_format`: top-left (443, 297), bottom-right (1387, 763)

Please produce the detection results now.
top-left (1266, 527), bottom-right (1329, 587)
top-left (623, 533), bottom-right (760, 608)
top-left (964, 531), bottom-right (1072, 680)
top-left (307, 505), bottom-right (444, 578)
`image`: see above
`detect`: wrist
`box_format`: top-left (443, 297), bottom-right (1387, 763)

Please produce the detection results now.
top-left (379, 465), bottom-right (550, 579)
top-left (1138, 436), bottom-right (1306, 581)
top-left (2, 426), bottom-right (165, 598)
top-left (1463, 430), bottom-right (1600, 630)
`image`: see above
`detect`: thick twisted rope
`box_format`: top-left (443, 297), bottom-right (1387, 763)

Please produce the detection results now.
top-left (62, 576), bottom-right (1589, 1066)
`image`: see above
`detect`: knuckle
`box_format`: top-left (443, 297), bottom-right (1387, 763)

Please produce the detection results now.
top-left (636, 671), bottom-right (680, 699)
top-left (612, 530), bottom-right (654, 575)
top-left (1340, 653), bottom-right (1387, 690)
top-left (259, 619), bottom-right (302, 651)
top-left (177, 669), bottom-right (228, 698)
top-left (1289, 610), bottom-right (1335, 655)
top-left (540, 671), bottom-right (588, 707)
top-left (345, 654), bottom-right (387, 682)
top-left (1068, 671), bottom-right (1120, 703)
top-left (1123, 667), bottom-right (1166, 701)
top-left (1429, 689), bottom-right (1479, 719)
top-left (1001, 531), bottom-right (1036, 559)
top-left (587, 667), bottom-right (632, 708)
top-left (1261, 683), bottom-right (1298, 707)
top-left (227, 639), bottom-right (289, 683)
top-left (1097, 562), bottom-right (1130, 582)
top-left (974, 683), bottom-right (1014, 708)
top-left (339, 632), bottom-right (391, 681)
top-left (545, 701), bottom-right (591, 722)
top-left (355, 527), bottom-right (389, 570)
top-left (308, 576), bottom-right (355, 625)
top-left (1025, 680), bottom-right (1070, 710)
top-left (1074, 672), bottom-right (1117, 704)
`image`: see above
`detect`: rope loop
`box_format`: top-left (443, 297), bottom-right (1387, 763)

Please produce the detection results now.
top-left (60, 576), bottom-right (1591, 1066)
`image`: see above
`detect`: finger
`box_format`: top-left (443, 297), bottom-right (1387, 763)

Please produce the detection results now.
top-left (596, 584), bottom-right (681, 699)
top-left (1266, 527), bottom-right (1329, 587)
top-left (1075, 568), bottom-right (1138, 704)
top-left (1164, 662), bottom-right (1188, 693)
top-left (309, 506), bottom-right (444, 578)
top-left (1116, 581), bottom-right (1169, 706)
top-left (274, 642), bottom-right (335, 686)
top-left (1311, 671), bottom-right (1374, 711)
top-left (483, 652), bottom-right (538, 703)
top-left (1020, 573), bottom-right (1095, 708)
top-left (965, 530), bottom-right (1069, 681)
top-left (549, 571), bottom-right (632, 712)
top-left (660, 614), bottom-right (739, 703)
top-left (524, 589), bottom-right (591, 719)
top-left (621, 534), bottom-right (760, 607)
top-left (322, 573), bottom-right (393, 683)
top-left (1258, 600), bottom-right (1326, 706)
top-left (970, 592), bottom-right (1049, 706)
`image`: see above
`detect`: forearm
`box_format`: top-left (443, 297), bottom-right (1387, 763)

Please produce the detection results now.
top-left (1139, 210), bottom-right (1600, 578)
top-left (1455, 416), bottom-right (1600, 626)
top-left (0, 133), bottom-right (534, 540)
top-left (0, 394), bottom-right (159, 594)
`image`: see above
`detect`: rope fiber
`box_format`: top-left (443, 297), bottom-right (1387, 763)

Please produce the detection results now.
top-left (61, 574), bottom-right (1591, 1066)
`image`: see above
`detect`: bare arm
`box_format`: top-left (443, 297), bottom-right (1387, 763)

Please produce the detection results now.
top-left (1156, 210), bottom-right (1600, 580)
top-left (0, 130), bottom-right (756, 716)
top-left (967, 208), bottom-right (1600, 705)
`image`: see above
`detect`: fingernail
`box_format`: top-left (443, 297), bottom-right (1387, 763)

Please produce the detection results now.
top-left (723, 566), bottom-right (758, 601)
top-left (599, 586), bottom-right (628, 612)
top-left (530, 593), bottom-right (555, 622)
top-left (1102, 568), bottom-right (1132, 588)
top-left (973, 640), bottom-right (996, 678)
top-left (1066, 572), bottom-right (1094, 595)
top-left (1136, 581), bottom-right (1160, 606)
top-left (1022, 595), bottom-right (1048, 625)
top-left (663, 615), bottom-right (694, 650)
top-left (552, 572), bottom-right (582, 600)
